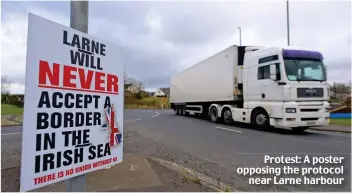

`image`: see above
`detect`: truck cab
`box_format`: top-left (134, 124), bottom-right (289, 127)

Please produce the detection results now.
top-left (243, 47), bottom-right (330, 130)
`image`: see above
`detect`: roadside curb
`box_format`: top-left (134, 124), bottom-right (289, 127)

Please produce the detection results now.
top-left (1, 124), bottom-right (23, 127)
top-left (310, 127), bottom-right (351, 133)
top-left (147, 156), bottom-right (235, 192)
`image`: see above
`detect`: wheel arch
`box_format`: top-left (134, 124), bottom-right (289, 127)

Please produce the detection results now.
top-left (209, 104), bottom-right (222, 117)
top-left (250, 106), bottom-right (269, 120)
top-left (220, 105), bottom-right (236, 116)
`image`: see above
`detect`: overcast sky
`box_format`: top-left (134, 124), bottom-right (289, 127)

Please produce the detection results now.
top-left (1, 0), bottom-right (351, 94)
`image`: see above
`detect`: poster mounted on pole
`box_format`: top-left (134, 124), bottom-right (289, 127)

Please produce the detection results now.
top-left (20, 13), bottom-right (124, 192)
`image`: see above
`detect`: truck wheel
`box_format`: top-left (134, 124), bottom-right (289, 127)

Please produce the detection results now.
top-left (222, 108), bottom-right (233, 125)
top-left (180, 106), bottom-right (184, 116)
top-left (176, 106), bottom-right (180, 115)
top-left (251, 109), bottom-right (269, 130)
top-left (182, 108), bottom-right (188, 116)
top-left (209, 107), bottom-right (218, 123)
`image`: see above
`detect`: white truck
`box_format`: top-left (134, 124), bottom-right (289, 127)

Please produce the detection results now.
top-left (170, 45), bottom-right (330, 131)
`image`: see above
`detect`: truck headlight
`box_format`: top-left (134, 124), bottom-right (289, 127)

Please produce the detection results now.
top-left (286, 108), bottom-right (296, 113)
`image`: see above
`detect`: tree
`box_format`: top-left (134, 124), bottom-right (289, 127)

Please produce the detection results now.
top-left (1, 76), bottom-right (11, 104)
top-left (1, 76), bottom-right (11, 94)
top-left (124, 75), bottom-right (144, 93)
top-left (331, 82), bottom-right (351, 94)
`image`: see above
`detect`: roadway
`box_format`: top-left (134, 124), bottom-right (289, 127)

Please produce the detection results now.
top-left (2, 109), bottom-right (351, 191)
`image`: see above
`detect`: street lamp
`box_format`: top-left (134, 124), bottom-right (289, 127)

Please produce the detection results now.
top-left (237, 27), bottom-right (242, 46)
top-left (286, 0), bottom-right (290, 46)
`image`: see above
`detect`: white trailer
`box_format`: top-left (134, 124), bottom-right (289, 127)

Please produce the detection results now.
top-left (170, 45), bottom-right (330, 131)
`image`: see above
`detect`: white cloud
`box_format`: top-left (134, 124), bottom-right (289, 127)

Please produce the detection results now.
top-left (146, 9), bottom-right (163, 33)
top-left (1, 5), bottom-right (69, 94)
top-left (1, 1), bottom-right (351, 93)
top-left (8, 83), bottom-right (25, 94)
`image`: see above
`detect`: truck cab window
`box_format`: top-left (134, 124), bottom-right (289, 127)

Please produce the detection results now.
top-left (257, 65), bottom-right (270, 80)
top-left (258, 64), bottom-right (281, 80)
top-left (275, 63), bottom-right (281, 81)
top-left (284, 58), bottom-right (326, 81)
top-left (258, 55), bottom-right (279, 64)
top-left (258, 55), bottom-right (281, 80)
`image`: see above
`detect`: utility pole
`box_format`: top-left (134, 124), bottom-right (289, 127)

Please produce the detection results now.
top-left (237, 27), bottom-right (242, 46)
top-left (66, 1), bottom-right (88, 191)
top-left (286, 0), bottom-right (290, 46)
top-left (70, 1), bottom-right (88, 32)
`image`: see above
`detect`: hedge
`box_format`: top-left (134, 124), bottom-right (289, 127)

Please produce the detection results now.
top-left (3, 94), bottom-right (24, 108)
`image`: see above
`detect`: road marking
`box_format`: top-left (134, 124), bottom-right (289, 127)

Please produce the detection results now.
top-left (215, 126), bottom-right (242, 133)
top-left (1, 132), bottom-right (22, 136)
top-left (129, 164), bottom-right (140, 171)
top-left (152, 112), bottom-right (160, 118)
top-left (125, 118), bottom-right (143, 122)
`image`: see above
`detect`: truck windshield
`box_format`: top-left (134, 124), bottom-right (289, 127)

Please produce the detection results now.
top-left (284, 58), bottom-right (326, 81)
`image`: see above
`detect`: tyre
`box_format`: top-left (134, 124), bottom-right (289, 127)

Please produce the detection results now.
top-left (222, 108), bottom-right (233, 125)
top-left (209, 106), bottom-right (219, 123)
top-left (176, 106), bottom-right (180, 115)
top-left (180, 106), bottom-right (184, 116)
top-left (183, 108), bottom-right (188, 116)
top-left (251, 109), bottom-right (270, 130)
top-left (292, 127), bottom-right (309, 132)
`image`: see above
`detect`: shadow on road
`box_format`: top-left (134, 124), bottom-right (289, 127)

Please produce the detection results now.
top-left (172, 113), bottom-right (327, 136)
top-left (228, 122), bottom-right (324, 136)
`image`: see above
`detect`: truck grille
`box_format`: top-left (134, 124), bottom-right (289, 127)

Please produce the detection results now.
top-left (297, 88), bottom-right (324, 98)
top-left (300, 109), bottom-right (319, 112)
top-left (301, 118), bottom-right (319, 121)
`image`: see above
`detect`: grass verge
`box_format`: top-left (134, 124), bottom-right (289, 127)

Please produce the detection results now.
top-left (329, 119), bottom-right (351, 126)
top-left (1, 104), bottom-right (24, 115)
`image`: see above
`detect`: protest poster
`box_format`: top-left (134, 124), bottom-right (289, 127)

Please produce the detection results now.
top-left (20, 13), bottom-right (124, 192)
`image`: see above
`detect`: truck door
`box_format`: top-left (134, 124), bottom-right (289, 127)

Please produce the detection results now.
top-left (258, 63), bottom-right (284, 101)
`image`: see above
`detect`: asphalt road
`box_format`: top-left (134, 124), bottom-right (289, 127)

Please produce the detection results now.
top-left (1, 110), bottom-right (159, 169)
top-left (2, 109), bottom-right (351, 192)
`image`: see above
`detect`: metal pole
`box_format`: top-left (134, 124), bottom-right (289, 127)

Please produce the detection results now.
top-left (70, 0), bottom-right (88, 33)
top-left (286, 0), bottom-right (290, 46)
top-left (237, 27), bottom-right (242, 46)
top-left (66, 1), bottom-right (88, 191)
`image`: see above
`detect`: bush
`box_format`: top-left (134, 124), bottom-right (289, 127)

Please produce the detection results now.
top-left (140, 91), bottom-right (150, 98)
top-left (123, 95), bottom-right (170, 109)
top-left (343, 97), bottom-right (351, 107)
top-left (134, 92), bottom-right (143, 100)
top-left (8, 94), bottom-right (24, 108)
top-left (1, 94), bottom-right (9, 104)
top-left (124, 90), bottom-right (133, 100)
top-left (124, 97), bottom-right (137, 105)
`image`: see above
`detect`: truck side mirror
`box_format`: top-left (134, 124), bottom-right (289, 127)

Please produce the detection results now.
top-left (270, 64), bottom-right (277, 81)
top-left (325, 65), bottom-right (328, 78)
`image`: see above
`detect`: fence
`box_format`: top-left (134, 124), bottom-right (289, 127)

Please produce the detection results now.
top-left (330, 113), bottom-right (351, 119)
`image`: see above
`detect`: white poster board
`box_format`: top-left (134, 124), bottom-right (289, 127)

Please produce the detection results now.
top-left (20, 13), bottom-right (124, 192)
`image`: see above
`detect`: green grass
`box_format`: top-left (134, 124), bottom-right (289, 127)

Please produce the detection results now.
top-left (328, 99), bottom-right (340, 103)
top-left (223, 186), bottom-right (232, 192)
top-left (140, 97), bottom-right (167, 104)
top-left (329, 119), bottom-right (351, 126)
top-left (1, 104), bottom-right (24, 115)
top-left (141, 97), bottom-right (160, 102)
top-left (133, 97), bottom-right (170, 108)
